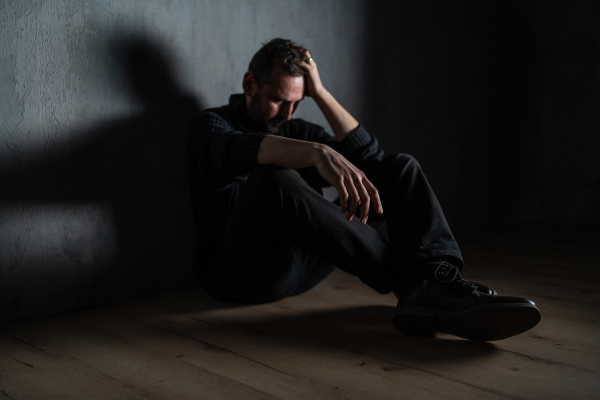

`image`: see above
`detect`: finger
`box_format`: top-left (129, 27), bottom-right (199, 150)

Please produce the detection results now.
top-left (297, 60), bottom-right (316, 71)
top-left (355, 176), bottom-right (371, 224)
top-left (344, 176), bottom-right (361, 222)
top-left (298, 51), bottom-right (313, 65)
top-left (298, 53), bottom-right (316, 68)
top-left (335, 178), bottom-right (349, 214)
top-left (363, 176), bottom-right (383, 214)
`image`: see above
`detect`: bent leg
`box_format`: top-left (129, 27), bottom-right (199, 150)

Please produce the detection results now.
top-left (362, 154), bottom-right (463, 277)
top-left (216, 165), bottom-right (396, 303)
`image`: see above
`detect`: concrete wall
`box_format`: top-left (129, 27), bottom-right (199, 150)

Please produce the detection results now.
top-left (364, 0), bottom-right (600, 234)
top-left (0, 0), bottom-right (368, 322)
top-left (2, 0), bottom-right (597, 322)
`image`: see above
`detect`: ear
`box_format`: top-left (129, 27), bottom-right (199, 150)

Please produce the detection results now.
top-left (242, 71), bottom-right (257, 97)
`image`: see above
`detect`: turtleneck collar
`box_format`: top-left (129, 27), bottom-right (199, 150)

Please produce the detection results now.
top-left (228, 93), bottom-right (268, 133)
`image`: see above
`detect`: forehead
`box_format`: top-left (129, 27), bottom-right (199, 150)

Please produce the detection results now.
top-left (263, 66), bottom-right (304, 100)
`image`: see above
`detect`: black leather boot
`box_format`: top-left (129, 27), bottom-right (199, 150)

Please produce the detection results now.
top-left (465, 281), bottom-right (497, 296)
top-left (392, 262), bottom-right (541, 341)
top-left (394, 280), bottom-right (496, 299)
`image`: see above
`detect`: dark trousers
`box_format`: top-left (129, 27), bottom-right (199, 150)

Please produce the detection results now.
top-left (205, 153), bottom-right (463, 303)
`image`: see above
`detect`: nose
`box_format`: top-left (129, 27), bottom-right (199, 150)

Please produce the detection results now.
top-left (279, 102), bottom-right (294, 121)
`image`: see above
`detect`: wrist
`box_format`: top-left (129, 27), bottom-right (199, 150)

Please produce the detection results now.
top-left (309, 143), bottom-right (328, 167)
top-left (311, 86), bottom-right (328, 102)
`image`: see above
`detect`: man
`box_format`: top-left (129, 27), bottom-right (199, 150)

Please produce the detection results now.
top-left (188, 38), bottom-right (541, 341)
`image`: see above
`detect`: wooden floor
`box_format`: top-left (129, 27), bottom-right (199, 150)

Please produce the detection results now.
top-left (1, 229), bottom-right (599, 399)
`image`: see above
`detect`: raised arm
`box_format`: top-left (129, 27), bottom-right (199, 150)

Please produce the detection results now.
top-left (296, 51), bottom-right (358, 142)
top-left (254, 49), bottom-right (383, 224)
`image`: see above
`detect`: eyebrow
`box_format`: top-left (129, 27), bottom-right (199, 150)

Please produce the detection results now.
top-left (273, 94), bottom-right (303, 103)
top-left (273, 94), bottom-right (292, 102)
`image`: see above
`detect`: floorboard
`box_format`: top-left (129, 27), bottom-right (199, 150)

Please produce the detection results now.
top-left (1, 229), bottom-right (599, 399)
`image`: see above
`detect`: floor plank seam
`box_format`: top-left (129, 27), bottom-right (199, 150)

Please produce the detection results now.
top-left (488, 347), bottom-right (600, 374)
top-left (351, 347), bottom-right (524, 400)
top-left (91, 324), bottom-right (135, 347)
top-left (1, 330), bottom-right (45, 352)
top-left (161, 327), bottom-right (298, 378)
top-left (0, 390), bottom-right (17, 400)
top-left (13, 358), bottom-right (34, 368)
top-left (190, 316), bottom-right (227, 328)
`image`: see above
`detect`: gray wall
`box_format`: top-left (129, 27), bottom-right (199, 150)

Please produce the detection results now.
top-left (2, 0), bottom-right (598, 323)
top-left (364, 0), bottom-right (600, 234)
top-left (0, 0), bottom-right (368, 322)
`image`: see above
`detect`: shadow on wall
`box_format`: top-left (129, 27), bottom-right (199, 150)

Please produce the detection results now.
top-left (0, 36), bottom-right (203, 321)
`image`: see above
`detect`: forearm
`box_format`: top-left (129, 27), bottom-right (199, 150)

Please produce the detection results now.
top-left (312, 89), bottom-right (359, 142)
top-left (257, 135), bottom-right (323, 168)
top-left (258, 132), bottom-right (384, 224)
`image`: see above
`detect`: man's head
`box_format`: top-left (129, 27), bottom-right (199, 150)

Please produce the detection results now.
top-left (243, 38), bottom-right (310, 133)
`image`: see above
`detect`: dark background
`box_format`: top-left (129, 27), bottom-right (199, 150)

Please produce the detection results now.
top-left (1, 0), bottom-right (598, 322)
top-left (364, 0), bottom-right (599, 234)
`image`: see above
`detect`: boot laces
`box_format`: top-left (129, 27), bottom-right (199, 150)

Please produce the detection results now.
top-left (434, 262), bottom-right (477, 294)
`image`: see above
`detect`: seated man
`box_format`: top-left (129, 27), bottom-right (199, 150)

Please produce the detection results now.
top-left (188, 38), bottom-right (541, 341)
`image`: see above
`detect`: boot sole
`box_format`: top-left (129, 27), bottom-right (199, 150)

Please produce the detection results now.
top-left (392, 303), bottom-right (542, 341)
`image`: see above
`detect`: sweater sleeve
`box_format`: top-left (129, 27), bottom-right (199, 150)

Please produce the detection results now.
top-left (298, 120), bottom-right (384, 170)
top-left (332, 124), bottom-right (384, 168)
top-left (189, 111), bottom-right (269, 192)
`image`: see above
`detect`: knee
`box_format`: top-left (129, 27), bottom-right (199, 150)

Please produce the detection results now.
top-left (380, 154), bottom-right (426, 182)
top-left (386, 153), bottom-right (421, 171)
top-left (246, 165), bottom-right (305, 193)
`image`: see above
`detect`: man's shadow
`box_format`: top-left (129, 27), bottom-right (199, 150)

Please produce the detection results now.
top-left (152, 303), bottom-right (499, 364)
top-left (0, 36), bottom-right (207, 319)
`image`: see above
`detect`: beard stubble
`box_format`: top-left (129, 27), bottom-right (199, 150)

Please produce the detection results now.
top-left (248, 92), bottom-right (286, 134)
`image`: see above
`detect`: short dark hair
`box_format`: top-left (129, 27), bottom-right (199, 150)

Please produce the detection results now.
top-left (248, 38), bottom-right (309, 87)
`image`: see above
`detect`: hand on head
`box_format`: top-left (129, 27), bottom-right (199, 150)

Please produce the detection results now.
top-left (296, 50), bottom-right (324, 98)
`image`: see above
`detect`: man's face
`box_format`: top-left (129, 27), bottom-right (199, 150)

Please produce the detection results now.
top-left (245, 64), bottom-right (305, 133)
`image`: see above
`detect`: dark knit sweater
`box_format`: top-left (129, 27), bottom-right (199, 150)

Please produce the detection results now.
top-left (188, 94), bottom-right (384, 261)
